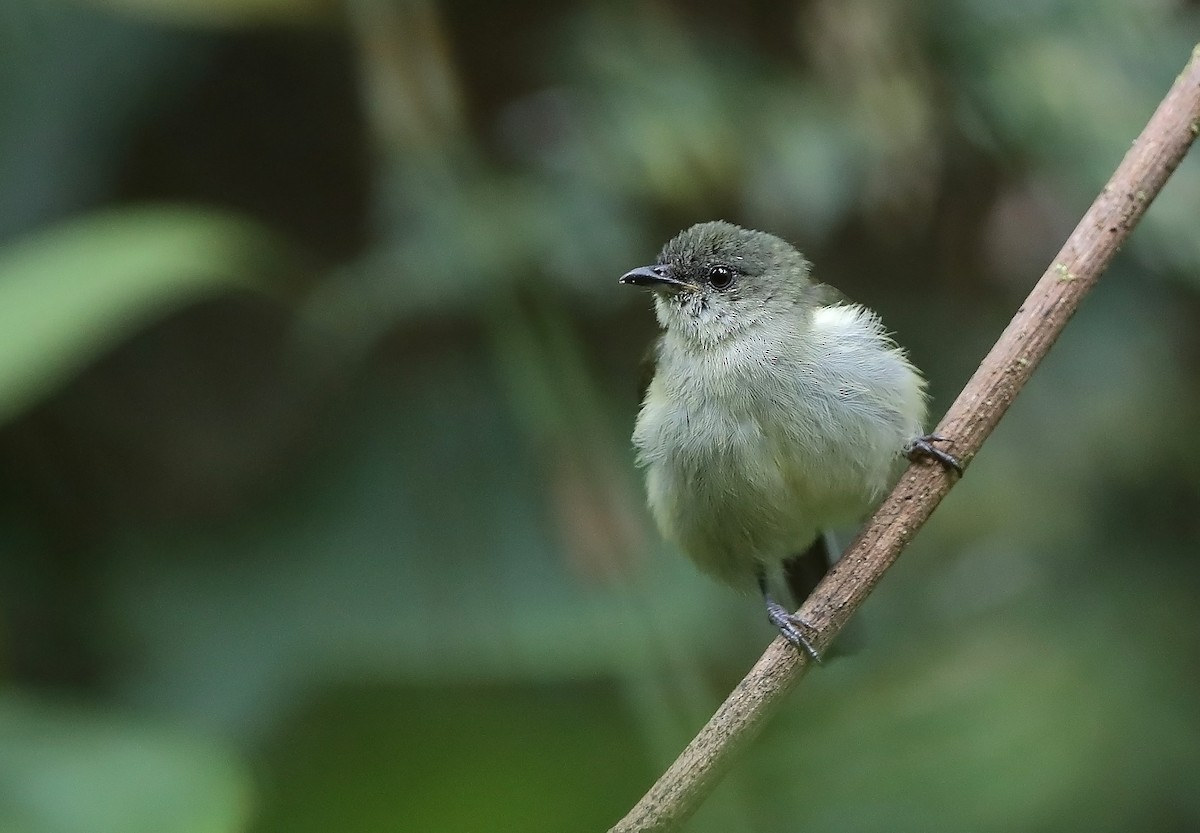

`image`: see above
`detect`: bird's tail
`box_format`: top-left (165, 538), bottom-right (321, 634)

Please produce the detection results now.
top-left (782, 530), bottom-right (863, 657)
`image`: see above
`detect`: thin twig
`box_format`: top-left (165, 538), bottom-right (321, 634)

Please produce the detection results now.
top-left (610, 43), bottom-right (1200, 833)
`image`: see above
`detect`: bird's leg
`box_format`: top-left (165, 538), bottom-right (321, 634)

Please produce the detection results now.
top-left (758, 572), bottom-right (822, 663)
top-left (905, 433), bottom-right (963, 475)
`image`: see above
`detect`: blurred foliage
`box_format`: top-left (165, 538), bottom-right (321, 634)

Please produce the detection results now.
top-left (0, 207), bottom-right (296, 425)
top-left (0, 693), bottom-right (249, 833)
top-left (0, 0), bottom-right (1198, 832)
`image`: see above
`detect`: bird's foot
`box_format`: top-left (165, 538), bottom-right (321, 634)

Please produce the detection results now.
top-left (905, 433), bottom-right (963, 476)
top-left (764, 597), bottom-right (822, 663)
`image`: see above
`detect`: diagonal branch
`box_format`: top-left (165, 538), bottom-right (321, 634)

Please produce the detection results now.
top-left (610, 44), bottom-right (1200, 833)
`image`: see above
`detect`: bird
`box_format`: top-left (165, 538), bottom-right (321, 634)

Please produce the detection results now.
top-left (621, 221), bottom-right (958, 660)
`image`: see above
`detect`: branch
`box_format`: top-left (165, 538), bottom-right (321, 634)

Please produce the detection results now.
top-left (610, 44), bottom-right (1200, 833)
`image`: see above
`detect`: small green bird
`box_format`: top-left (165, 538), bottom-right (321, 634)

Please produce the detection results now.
top-left (621, 221), bottom-right (958, 659)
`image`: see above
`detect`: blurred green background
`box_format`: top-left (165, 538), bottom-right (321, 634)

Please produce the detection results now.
top-left (1, 1), bottom-right (1198, 831)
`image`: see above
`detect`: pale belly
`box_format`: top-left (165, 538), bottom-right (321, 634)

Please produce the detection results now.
top-left (632, 305), bottom-right (926, 589)
top-left (635, 398), bottom-right (891, 589)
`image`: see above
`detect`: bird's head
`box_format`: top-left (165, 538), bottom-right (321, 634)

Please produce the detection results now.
top-left (620, 221), bottom-right (816, 348)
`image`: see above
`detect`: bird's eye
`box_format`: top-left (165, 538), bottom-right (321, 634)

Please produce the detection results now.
top-left (707, 266), bottom-right (735, 290)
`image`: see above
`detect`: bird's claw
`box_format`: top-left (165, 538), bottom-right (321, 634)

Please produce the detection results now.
top-left (765, 598), bottom-right (822, 663)
top-left (905, 433), bottom-right (963, 476)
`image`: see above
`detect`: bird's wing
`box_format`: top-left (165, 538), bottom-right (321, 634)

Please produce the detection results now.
top-left (811, 280), bottom-right (853, 308)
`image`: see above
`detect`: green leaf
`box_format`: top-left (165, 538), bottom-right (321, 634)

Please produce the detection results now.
top-left (0, 205), bottom-right (295, 426)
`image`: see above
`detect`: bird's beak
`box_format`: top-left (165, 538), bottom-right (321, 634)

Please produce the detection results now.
top-left (619, 265), bottom-right (696, 293)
